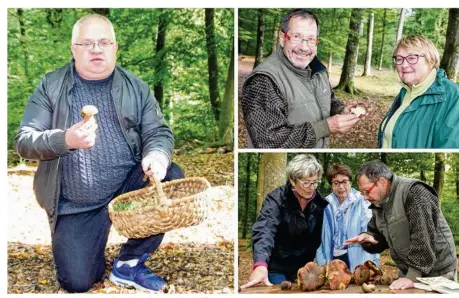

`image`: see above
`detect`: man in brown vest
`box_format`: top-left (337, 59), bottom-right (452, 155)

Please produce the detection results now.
top-left (241, 9), bottom-right (362, 148)
top-left (344, 161), bottom-right (457, 290)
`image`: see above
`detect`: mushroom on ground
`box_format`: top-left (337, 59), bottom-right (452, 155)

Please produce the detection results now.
top-left (297, 262), bottom-right (326, 291)
top-left (362, 283), bottom-right (376, 293)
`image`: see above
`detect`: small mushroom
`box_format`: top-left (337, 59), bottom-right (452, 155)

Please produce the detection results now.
top-left (350, 106), bottom-right (366, 116)
top-left (80, 105), bottom-right (99, 123)
top-left (280, 281), bottom-right (292, 291)
top-left (362, 283), bottom-right (376, 293)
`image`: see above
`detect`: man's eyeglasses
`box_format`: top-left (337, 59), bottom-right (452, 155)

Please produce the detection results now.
top-left (331, 180), bottom-right (350, 187)
top-left (360, 181), bottom-right (378, 196)
top-left (296, 178), bottom-right (321, 188)
top-left (74, 39), bottom-right (115, 50)
top-left (392, 54), bottom-right (425, 65)
top-left (284, 32), bottom-right (319, 47)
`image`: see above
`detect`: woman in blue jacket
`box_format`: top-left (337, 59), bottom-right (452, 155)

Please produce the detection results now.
top-left (316, 163), bottom-right (379, 272)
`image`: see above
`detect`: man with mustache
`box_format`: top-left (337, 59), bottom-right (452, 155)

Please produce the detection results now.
top-left (15, 14), bottom-right (183, 293)
top-left (242, 9), bottom-right (361, 148)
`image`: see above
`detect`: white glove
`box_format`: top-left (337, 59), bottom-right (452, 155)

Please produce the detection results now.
top-left (141, 151), bottom-right (170, 180)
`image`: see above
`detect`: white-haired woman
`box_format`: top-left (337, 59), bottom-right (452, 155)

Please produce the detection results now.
top-left (240, 154), bottom-right (328, 289)
top-left (379, 35), bottom-right (459, 148)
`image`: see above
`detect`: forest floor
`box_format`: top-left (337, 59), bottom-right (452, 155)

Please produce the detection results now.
top-left (238, 55), bottom-right (401, 149)
top-left (7, 152), bottom-right (235, 294)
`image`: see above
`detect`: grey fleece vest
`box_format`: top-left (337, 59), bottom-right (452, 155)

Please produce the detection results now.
top-left (243, 46), bottom-right (331, 148)
top-left (372, 175), bottom-right (456, 276)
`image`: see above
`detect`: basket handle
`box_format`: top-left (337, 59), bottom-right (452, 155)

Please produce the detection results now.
top-left (149, 174), bottom-right (171, 206)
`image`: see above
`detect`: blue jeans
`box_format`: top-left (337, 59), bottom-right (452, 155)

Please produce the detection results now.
top-left (51, 163), bottom-right (184, 293)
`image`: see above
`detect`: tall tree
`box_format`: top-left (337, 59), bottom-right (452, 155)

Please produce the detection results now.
top-left (362, 12), bottom-right (374, 76)
top-left (254, 9), bottom-right (265, 68)
top-left (154, 9), bottom-right (169, 108)
top-left (256, 153), bottom-right (287, 215)
top-left (242, 154), bottom-right (252, 239)
top-left (205, 8), bottom-right (220, 122)
top-left (218, 41), bottom-right (234, 148)
top-left (335, 8), bottom-right (364, 94)
top-left (433, 153), bottom-right (445, 204)
top-left (271, 14), bottom-right (281, 55)
top-left (396, 8), bottom-right (406, 42)
top-left (378, 9), bottom-right (388, 70)
top-left (440, 8), bottom-right (459, 81)
top-left (256, 153), bottom-right (265, 216)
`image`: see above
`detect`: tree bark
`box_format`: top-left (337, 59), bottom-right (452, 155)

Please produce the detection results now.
top-left (380, 152), bottom-right (387, 164)
top-left (420, 169), bottom-right (427, 182)
top-left (242, 154), bottom-right (252, 239)
top-left (433, 153), bottom-right (445, 205)
top-left (218, 41), bottom-right (234, 149)
top-left (154, 9), bottom-right (169, 109)
top-left (254, 9), bottom-right (265, 69)
top-left (205, 8), bottom-right (220, 122)
top-left (396, 8), bottom-right (405, 42)
top-left (256, 154), bottom-right (265, 216)
top-left (362, 12), bottom-right (374, 76)
top-left (335, 8), bottom-right (363, 94)
top-left (378, 9), bottom-right (387, 70)
top-left (271, 15), bottom-right (280, 55)
top-left (256, 153), bottom-right (287, 215)
top-left (440, 8), bottom-right (459, 81)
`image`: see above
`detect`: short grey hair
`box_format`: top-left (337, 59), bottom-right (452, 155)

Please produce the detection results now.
top-left (356, 160), bottom-right (393, 182)
top-left (71, 14), bottom-right (116, 44)
top-left (286, 154), bottom-right (323, 181)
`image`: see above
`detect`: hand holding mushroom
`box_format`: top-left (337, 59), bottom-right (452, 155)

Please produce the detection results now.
top-left (65, 105), bottom-right (99, 149)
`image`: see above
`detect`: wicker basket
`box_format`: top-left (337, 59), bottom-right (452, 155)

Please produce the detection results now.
top-left (108, 175), bottom-right (211, 238)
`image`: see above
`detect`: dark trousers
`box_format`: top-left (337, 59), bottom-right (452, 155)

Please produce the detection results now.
top-left (51, 163), bottom-right (184, 293)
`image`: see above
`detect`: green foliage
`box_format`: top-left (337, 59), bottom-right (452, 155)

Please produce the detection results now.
top-left (7, 8), bottom-right (234, 162)
top-left (239, 8), bottom-right (449, 69)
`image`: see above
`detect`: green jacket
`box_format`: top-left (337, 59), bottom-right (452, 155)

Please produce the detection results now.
top-left (378, 68), bottom-right (459, 148)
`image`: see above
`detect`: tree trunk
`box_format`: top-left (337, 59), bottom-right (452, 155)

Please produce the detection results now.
top-left (378, 9), bottom-right (387, 70)
top-left (321, 153), bottom-right (330, 190)
top-left (256, 154), bottom-right (265, 216)
top-left (254, 9), bottom-right (265, 69)
top-left (205, 8), bottom-right (220, 122)
top-left (396, 8), bottom-right (405, 42)
top-left (362, 12), bottom-right (374, 76)
top-left (271, 15), bottom-right (280, 55)
top-left (218, 41), bottom-right (234, 149)
top-left (355, 16), bottom-right (364, 63)
top-left (154, 9), bottom-right (169, 109)
top-left (91, 8), bottom-right (109, 16)
top-left (380, 152), bottom-right (387, 164)
top-left (433, 153), bottom-right (445, 205)
top-left (440, 8), bottom-right (459, 81)
top-left (335, 8), bottom-right (363, 94)
top-left (420, 169), bottom-right (427, 182)
top-left (256, 153), bottom-right (287, 215)
top-left (242, 154), bottom-right (252, 239)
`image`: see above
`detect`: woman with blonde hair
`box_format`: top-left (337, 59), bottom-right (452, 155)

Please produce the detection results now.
top-left (379, 35), bottom-right (459, 148)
